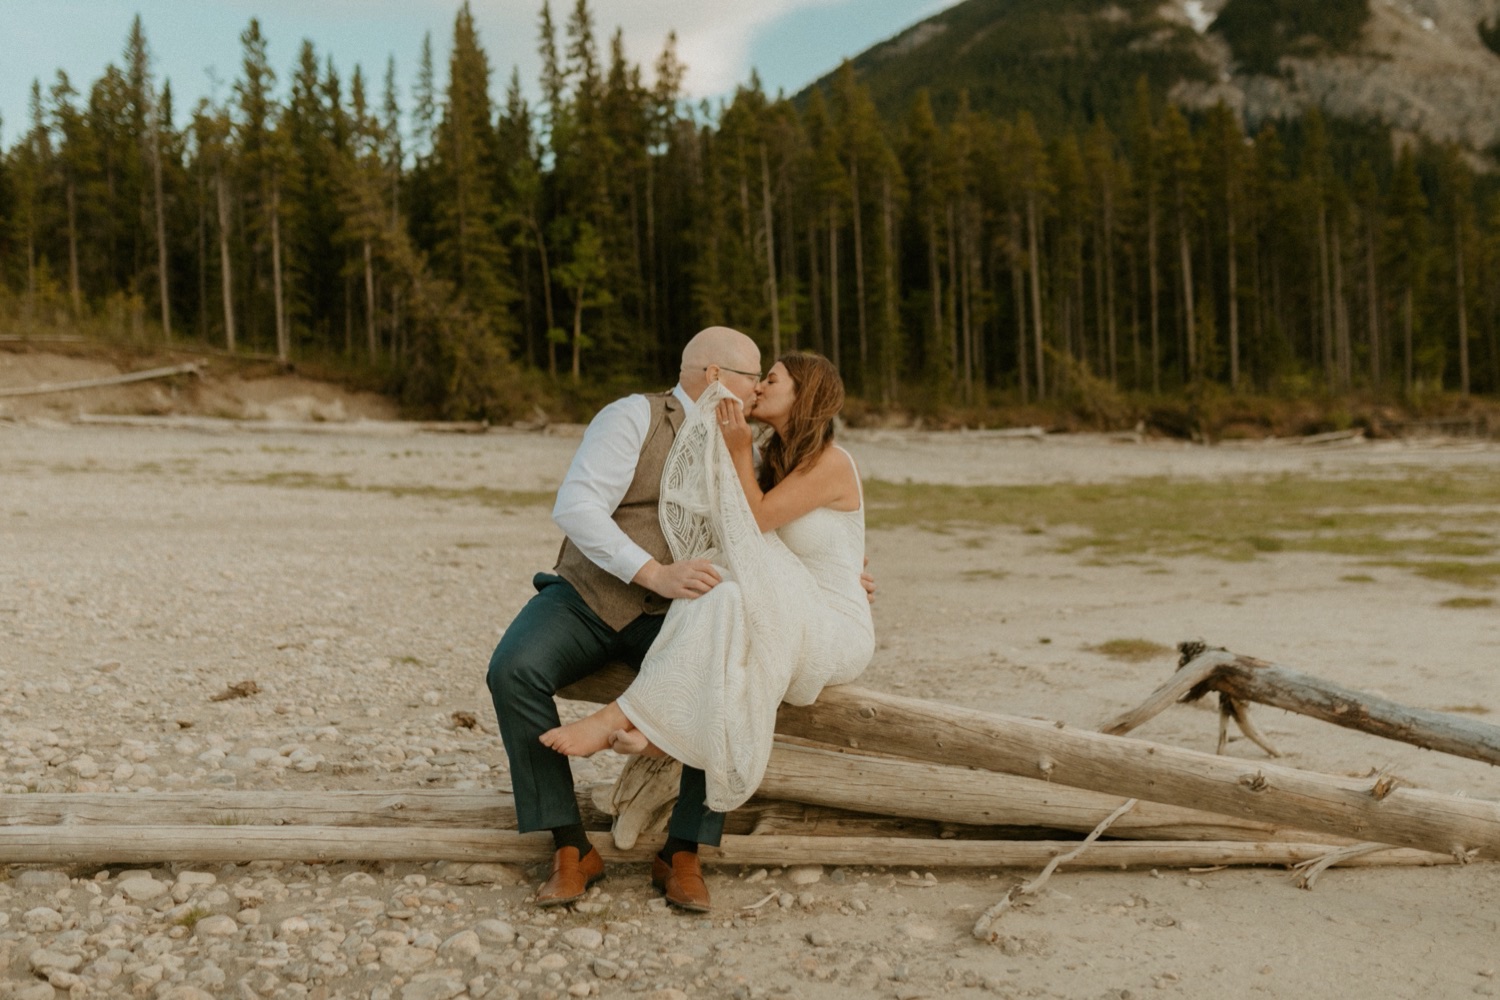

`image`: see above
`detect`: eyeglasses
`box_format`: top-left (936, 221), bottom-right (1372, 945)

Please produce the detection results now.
top-left (705, 364), bottom-right (762, 381)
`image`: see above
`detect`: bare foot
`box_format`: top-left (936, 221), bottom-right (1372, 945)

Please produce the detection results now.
top-left (608, 728), bottom-right (665, 757)
top-left (540, 701), bottom-right (630, 757)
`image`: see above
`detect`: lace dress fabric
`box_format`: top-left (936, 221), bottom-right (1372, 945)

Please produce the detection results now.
top-left (615, 383), bottom-right (876, 812)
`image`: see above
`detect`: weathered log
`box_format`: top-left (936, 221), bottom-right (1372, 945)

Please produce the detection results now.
top-left (0, 362), bottom-right (200, 397)
top-left (0, 790), bottom-right (602, 832)
top-left (0, 825), bottom-right (1458, 870)
top-left (1102, 645), bottom-right (1500, 767)
top-left (0, 788), bottom-right (1086, 845)
top-left (760, 740), bottom-right (1333, 843)
top-left (560, 665), bottom-right (1500, 858)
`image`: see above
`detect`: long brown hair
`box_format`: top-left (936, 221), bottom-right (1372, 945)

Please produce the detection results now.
top-left (757, 352), bottom-right (845, 492)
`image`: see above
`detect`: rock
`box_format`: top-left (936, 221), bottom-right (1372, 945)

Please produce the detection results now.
top-left (8, 983), bottom-right (55, 1000)
top-left (160, 988), bottom-right (218, 1000)
top-left (786, 864), bottom-right (823, 886)
top-left (400, 971), bottom-right (466, 1000)
top-left (278, 915), bottom-right (312, 937)
top-left (437, 862), bottom-right (525, 886)
top-left (29, 948), bottom-right (84, 974)
top-left (380, 944), bottom-right (438, 973)
top-left (897, 921), bottom-right (938, 941)
top-left (474, 919), bottom-right (517, 945)
top-left (14, 869), bottom-right (70, 889)
top-left (194, 914), bottom-right (239, 938)
top-left (22, 906), bottom-right (64, 931)
top-left (744, 868), bottom-right (768, 883)
top-left (806, 930), bottom-right (834, 947)
top-left (117, 876), bottom-right (169, 901)
top-left (536, 953), bottom-right (569, 971)
top-left (438, 929), bottom-right (482, 960)
top-left (592, 958), bottom-right (621, 979)
top-left (561, 927), bottom-right (604, 950)
top-left (176, 870), bottom-right (217, 887)
top-left (645, 990), bottom-right (690, 1000)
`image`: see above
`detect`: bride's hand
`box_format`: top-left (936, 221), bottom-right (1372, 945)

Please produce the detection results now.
top-left (717, 399), bottom-right (752, 453)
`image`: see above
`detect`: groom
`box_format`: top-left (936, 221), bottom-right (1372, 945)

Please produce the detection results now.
top-left (486, 325), bottom-right (765, 912)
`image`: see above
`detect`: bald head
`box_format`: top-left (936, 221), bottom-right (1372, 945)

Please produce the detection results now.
top-left (679, 326), bottom-right (762, 404)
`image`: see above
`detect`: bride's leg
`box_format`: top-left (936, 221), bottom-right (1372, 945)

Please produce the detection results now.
top-left (540, 701), bottom-right (631, 757)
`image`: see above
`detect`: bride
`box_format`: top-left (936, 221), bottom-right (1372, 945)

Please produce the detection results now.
top-left (540, 352), bottom-right (875, 812)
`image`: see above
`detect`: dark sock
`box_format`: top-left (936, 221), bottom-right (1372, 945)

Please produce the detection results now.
top-left (659, 836), bottom-right (698, 863)
top-left (551, 823), bottom-right (592, 856)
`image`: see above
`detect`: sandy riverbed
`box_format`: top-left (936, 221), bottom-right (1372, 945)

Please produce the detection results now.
top-left (2, 414), bottom-right (1499, 1000)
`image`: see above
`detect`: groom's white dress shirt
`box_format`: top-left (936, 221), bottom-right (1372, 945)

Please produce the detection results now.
top-left (552, 384), bottom-right (695, 587)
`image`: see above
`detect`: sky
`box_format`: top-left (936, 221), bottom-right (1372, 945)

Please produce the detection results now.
top-left (0, 0), bottom-right (952, 148)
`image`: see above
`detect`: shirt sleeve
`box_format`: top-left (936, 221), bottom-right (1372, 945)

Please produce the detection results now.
top-left (551, 394), bottom-right (656, 584)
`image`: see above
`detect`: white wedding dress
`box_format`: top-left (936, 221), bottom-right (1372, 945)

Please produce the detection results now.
top-left (615, 383), bottom-right (875, 812)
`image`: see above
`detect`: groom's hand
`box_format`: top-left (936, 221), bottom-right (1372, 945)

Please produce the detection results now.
top-left (860, 556), bottom-right (876, 604)
top-left (634, 558), bottom-right (722, 600)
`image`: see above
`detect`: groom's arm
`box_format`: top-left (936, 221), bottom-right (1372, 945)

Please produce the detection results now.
top-left (552, 394), bottom-right (721, 601)
top-left (552, 395), bottom-right (656, 584)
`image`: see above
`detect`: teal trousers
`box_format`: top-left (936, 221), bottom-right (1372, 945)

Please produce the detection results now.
top-left (485, 574), bottom-right (725, 845)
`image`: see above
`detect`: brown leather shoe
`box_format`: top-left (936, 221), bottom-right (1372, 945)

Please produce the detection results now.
top-left (535, 846), bottom-right (605, 907)
top-left (651, 850), bottom-right (711, 912)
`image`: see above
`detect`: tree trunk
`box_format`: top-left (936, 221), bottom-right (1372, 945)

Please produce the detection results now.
top-left (1318, 201), bottom-right (1333, 384)
top-left (1455, 215), bottom-right (1470, 396)
top-left (1027, 193), bottom-right (1046, 398)
top-left (270, 179), bottom-right (287, 363)
top-left (850, 159), bottom-right (868, 380)
top-left (760, 144), bottom-right (781, 359)
top-left (571, 287), bottom-right (584, 383)
top-left (880, 174), bottom-right (899, 405)
top-left (1226, 191), bottom-right (1238, 390)
top-left (0, 826), bottom-right (1447, 871)
top-left (364, 238), bottom-right (377, 359)
top-left (1147, 189), bottom-right (1160, 393)
top-left (828, 201), bottom-right (840, 370)
top-left (1403, 286), bottom-right (1414, 395)
top-left (1178, 208), bottom-right (1196, 379)
top-left (66, 179), bottom-right (82, 317)
top-left (1332, 221), bottom-right (1350, 390)
top-left (152, 126), bottom-right (172, 342)
top-left (1366, 213), bottom-right (1381, 390)
top-left (560, 666), bottom-right (1500, 859)
top-left (1105, 647), bottom-right (1500, 767)
top-left (215, 167), bottom-right (236, 353)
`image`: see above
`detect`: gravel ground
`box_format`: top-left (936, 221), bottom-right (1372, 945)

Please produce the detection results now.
top-left (3, 416), bottom-right (1499, 1000)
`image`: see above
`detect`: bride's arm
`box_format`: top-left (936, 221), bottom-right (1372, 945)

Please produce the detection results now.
top-left (718, 399), bottom-right (856, 533)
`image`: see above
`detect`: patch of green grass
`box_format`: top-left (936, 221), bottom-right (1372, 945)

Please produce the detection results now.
top-left (864, 472), bottom-right (1500, 586)
top-left (1440, 704), bottom-right (1491, 714)
top-left (959, 568), bottom-right (1008, 580)
top-left (1341, 573), bottom-right (1376, 583)
top-left (172, 906), bottom-right (211, 929)
top-left (231, 471), bottom-right (552, 509)
top-left (1088, 638), bottom-right (1174, 663)
top-left (1406, 562), bottom-right (1500, 589)
top-left (1439, 596), bottom-right (1496, 609)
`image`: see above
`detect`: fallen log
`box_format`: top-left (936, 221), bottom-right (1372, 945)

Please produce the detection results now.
top-left (761, 740), bottom-right (1335, 843)
top-left (1102, 644), bottom-right (1500, 767)
top-left (0, 825), bottom-right (1457, 870)
top-left (560, 666), bottom-right (1500, 859)
top-left (0, 788), bottom-right (1091, 845)
top-left (0, 362), bottom-right (200, 397)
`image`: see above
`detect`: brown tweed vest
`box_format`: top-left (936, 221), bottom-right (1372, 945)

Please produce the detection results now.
top-left (553, 391), bottom-right (686, 631)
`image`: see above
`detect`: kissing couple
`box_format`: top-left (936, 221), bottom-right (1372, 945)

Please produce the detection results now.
top-left (486, 326), bottom-right (875, 911)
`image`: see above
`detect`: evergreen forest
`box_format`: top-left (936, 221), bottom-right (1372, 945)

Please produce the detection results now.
top-left (2, 1), bottom-right (1499, 424)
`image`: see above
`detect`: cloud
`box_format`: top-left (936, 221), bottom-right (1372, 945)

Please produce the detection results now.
top-left (477, 0), bottom-right (844, 98)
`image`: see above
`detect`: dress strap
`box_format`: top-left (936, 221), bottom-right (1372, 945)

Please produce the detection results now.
top-left (833, 444), bottom-right (863, 511)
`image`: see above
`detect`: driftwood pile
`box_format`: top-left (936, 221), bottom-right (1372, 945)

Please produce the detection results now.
top-left (2, 643), bottom-right (1496, 904)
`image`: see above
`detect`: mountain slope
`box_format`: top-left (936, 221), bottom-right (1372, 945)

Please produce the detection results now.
top-left (814, 0), bottom-right (1500, 155)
